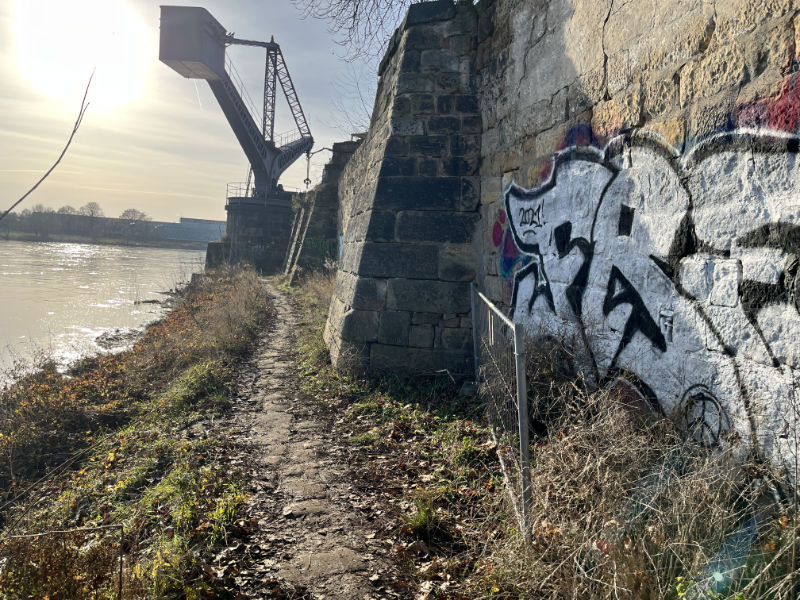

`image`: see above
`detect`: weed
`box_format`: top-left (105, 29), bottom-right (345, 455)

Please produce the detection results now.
top-left (289, 271), bottom-right (800, 599)
top-left (0, 267), bottom-right (268, 599)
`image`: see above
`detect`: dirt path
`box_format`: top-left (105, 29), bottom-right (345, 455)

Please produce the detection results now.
top-left (221, 281), bottom-right (404, 599)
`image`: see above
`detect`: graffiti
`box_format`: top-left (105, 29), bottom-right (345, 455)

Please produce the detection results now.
top-left (518, 205), bottom-right (544, 228)
top-left (680, 384), bottom-right (731, 448)
top-left (504, 129), bottom-right (800, 477)
top-left (491, 208), bottom-right (529, 284)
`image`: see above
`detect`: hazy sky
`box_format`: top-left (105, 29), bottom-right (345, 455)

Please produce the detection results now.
top-left (0, 0), bottom-right (375, 222)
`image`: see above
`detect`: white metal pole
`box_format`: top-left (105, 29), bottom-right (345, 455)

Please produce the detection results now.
top-left (513, 323), bottom-right (532, 542)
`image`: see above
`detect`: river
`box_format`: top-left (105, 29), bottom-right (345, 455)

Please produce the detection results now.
top-left (0, 241), bottom-right (205, 381)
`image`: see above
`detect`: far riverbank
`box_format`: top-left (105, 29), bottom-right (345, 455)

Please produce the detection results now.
top-left (1, 230), bottom-right (209, 251)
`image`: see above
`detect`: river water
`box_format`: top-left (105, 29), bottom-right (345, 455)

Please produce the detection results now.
top-left (0, 241), bottom-right (205, 381)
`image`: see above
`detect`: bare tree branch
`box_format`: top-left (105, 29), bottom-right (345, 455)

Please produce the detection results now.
top-left (292, 0), bottom-right (413, 61)
top-left (0, 72), bottom-right (93, 223)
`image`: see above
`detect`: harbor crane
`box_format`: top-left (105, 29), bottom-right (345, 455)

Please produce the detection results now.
top-left (159, 6), bottom-right (314, 202)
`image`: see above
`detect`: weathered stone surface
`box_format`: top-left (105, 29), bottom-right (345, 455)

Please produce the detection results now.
top-left (397, 73), bottom-right (435, 94)
top-left (357, 242), bottom-right (439, 279)
top-left (351, 277), bottom-right (388, 311)
top-left (340, 309), bottom-right (379, 344)
top-left (380, 157), bottom-right (417, 177)
top-left (378, 310), bottom-right (412, 345)
top-left (409, 135), bottom-right (449, 155)
top-left (396, 211), bottom-right (479, 243)
top-left (387, 279), bottom-right (471, 313)
top-left (409, 324), bottom-right (435, 348)
top-left (421, 49), bottom-right (461, 73)
top-left (439, 244), bottom-right (477, 282)
top-left (412, 312), bottom-right (441, 325)
top-left (374, 177), bottom-right (466, 212)
top-left (324, 2), bottom-right (480, 378)
top-left (440, 327), bottom-right (472, 351)
top-left (370, 343), bottom-right (445, 371)
top-left (405, 0), bottom-right (455, 26)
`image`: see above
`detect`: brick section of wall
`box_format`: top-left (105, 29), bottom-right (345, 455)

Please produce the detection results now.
top-left (324, 0), bottom-right (481, 375)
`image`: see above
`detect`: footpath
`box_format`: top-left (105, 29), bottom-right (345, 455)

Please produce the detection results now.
top-left (218, 281), bottom-right (405, 599)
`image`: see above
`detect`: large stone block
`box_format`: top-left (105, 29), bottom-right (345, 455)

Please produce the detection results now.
top-left (439, 244), bottom-right (477, 282)
top-left (370, 343), bottom-right (445, 372)
top-left (366, 210), bottom-right (397, 241)
top-left (409, 325), bottom-right (435, 347)
top-left (397, 73), bottom-right (435, 94)
top-left (428, 116), bottom-right (462, 134)
top-left (380, 157), bottom-right (417, 177)
top-left (440, 327), bottom-right (473, 351)
top-left (378, 310), bottom-right (412, 345)
top-left (450, 134), bottom-right (481, 156)
top-left (440, 156), bottom-right (477, 176)
top-left (421, 50), bottom-right (461, 73)
top-left (358, 242), bottom-right (439, 279)
top-left (405, 0), bottom-right (455, 26)
top-left (409, 135), bottom-right (449, 155)
top-left (404, 26), bottom-right (444, 50)
top-left (340, 309), bottom-right (380, 344)
top-left (396, 211), bottom-right (479, 243)
top-left (387, 279), bottom-right (471, 313)
top-left (374, 176), bottom-right (465, 211)
top-left (351, 277), bottom-right (388, 311)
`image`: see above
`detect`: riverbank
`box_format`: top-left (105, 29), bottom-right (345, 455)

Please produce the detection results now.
top-left (1, 230), bottom-right (209, 250)
top-left (0, 268), bottom-right (270, 597)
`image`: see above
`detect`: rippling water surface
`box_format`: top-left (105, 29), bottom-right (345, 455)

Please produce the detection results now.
top-left (0, 241), bottom-right (205, 379)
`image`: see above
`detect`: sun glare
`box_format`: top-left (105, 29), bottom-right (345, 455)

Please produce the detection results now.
top-left (15, 0), bottom-right (152, 114)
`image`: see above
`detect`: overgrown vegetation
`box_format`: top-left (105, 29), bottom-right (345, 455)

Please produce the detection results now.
top-left (0, 267), bottom-right (270, 598)
top-left (289, 270), bottom-right (800, 599)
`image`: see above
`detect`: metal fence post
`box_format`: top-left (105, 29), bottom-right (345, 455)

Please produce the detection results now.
top-left (513, 323), bottom-right (532, 540)
top-left (470, 282), bottom-right (479, 382)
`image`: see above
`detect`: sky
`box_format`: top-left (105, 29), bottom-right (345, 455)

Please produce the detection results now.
top-left (0, 0), bottom-right (376, 222)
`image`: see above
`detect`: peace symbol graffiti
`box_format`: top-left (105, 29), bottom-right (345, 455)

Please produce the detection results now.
top-left (679, 384), bottom-right (731, 447)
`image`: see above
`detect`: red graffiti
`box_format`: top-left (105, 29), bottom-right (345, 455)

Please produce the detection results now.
top-left (735, 73), bottom-right (800, 133)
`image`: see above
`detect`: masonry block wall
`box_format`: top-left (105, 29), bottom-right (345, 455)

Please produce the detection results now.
top-left (474, 0), bottom-right (800, 481)
top-left (324, 1), bottom-right (482, 375)
top-left (294, 140), bottom-right (361, 272)
top-left (325, 0), bottom-right (800, 481)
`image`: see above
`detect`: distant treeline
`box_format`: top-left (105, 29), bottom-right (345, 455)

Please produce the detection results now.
top-left (0, 203), bottom-right (225, 245)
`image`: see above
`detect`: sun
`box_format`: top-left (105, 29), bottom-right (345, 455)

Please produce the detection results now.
top-left (14, 0), bottom-right (152, 114)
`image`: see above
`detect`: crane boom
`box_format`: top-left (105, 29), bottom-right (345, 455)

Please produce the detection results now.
top-left (159, 7), bottom-right (313, 199)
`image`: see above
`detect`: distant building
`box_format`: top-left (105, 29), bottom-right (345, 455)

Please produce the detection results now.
top-left (152, 217), bottom-right (225, 243)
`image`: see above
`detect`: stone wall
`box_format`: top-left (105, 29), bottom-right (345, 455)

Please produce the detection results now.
top-left (207, 191), bottom-right (294, 272)
top-left (324, 0), bottom-right (800, 478)
top-left (475, 0), bottom-right (800, 476)
top-left (285, 140), bottom-right (362, 278)
top-left (325, 0), bottom-right (482, 375)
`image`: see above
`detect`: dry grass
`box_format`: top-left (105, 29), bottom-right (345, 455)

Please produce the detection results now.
top-left (480, 341), bottom-right (799, 600)
top-left (0, 267), bottom-right (270, 599)
top-left (288, 271), bottom-right (800, 599)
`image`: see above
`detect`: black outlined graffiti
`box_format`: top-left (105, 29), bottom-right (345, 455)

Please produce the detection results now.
top-left (553, 221), bottom-right (594, 319)
top-left (737, 222), bottom-right (800, 368)
top-left (509, 261), bottom-right (555, 314)
top-left (503, 130), bottom-right (800, 471)
top-left (680, 384), bottom-right (731, 448)
top-left (603, 265), bottom-right (667, 368)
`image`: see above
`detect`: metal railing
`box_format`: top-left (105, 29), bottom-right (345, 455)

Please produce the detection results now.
top-left (471, 284), bottom-right (532, 540)
top-left (225, 54), bottom-right (262, 129)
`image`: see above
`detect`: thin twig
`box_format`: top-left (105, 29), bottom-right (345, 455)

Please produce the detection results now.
top-left (0, 72), bottom-right (93, 222)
